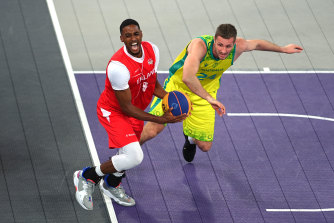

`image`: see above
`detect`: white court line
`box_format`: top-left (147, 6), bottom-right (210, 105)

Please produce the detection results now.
top-left (73, 70), bottom-right (334, 75)
top-left (231, 112), bottom-right (334, 213)
top-left (45, 1), bottom-right (117, 222)
top-left (267, 208), bottom-right (334, 212)
top-left (227, 113), bottom-right (334, 122)
top-left (263, 67), bottom-right (271, 72)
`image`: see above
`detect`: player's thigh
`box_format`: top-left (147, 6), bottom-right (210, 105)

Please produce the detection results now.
top-left (183, 97), bottom-right (215, 142)
top-left (97, 107), bottom-right (138, 148)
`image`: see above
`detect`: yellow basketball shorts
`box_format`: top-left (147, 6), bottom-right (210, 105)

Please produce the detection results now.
top-left (149, 79), bottom-right (217, 142)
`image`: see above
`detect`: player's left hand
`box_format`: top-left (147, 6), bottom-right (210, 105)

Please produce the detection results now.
top-left (283, 44), bottom-right (303, 54)
top-left (207, 98), bottom-right (226, 117)
top-left (162, 108), bottom-right (188, 123)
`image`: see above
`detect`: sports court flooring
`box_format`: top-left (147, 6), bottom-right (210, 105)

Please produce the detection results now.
top-left (1, 0), bottom-right (334, 222)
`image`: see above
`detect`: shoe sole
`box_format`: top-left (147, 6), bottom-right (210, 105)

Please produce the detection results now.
top-left (73, 171), bottom-right (92, 210)
top-left (99, 184), bottom-right (135, 207)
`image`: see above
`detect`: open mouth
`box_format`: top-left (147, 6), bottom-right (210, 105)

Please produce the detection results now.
top-left (220, 53), bottom-right (228, 58)
top-left (131, 42), bottom-right (139, 51)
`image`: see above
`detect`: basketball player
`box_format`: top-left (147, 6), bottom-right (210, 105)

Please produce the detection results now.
top-left (73, 19), bottom-right (186, 210)
top-left (140, 24), bottom-right (303, 162)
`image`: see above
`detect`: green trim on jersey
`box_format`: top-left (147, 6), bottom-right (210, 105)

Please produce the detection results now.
top-left (165, 35), bottom-right (235, 94)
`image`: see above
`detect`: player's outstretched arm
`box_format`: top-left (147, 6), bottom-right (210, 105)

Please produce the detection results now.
top-left (280, 44), bottom-right (304, 54)
top-left (234, 38), bottom-right (303, 60)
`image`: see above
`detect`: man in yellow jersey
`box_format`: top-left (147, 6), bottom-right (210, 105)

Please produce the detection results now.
top-left (140, 24), bottom-right (303, 162)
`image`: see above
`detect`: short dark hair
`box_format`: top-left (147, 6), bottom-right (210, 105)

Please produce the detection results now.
top-left (215, 24), bottom-right (237, 41)
top-left (120, 19), bottom-right (140, 34)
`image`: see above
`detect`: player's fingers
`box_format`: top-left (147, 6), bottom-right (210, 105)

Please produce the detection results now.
top-left (215, 108), bottom-right (223, 117)
top-left (221, 106), bottom-right (226, 114)
top-left (166, 107), bottom-right (173, 114)
top-left (171, 114), bottom-right (187, 123)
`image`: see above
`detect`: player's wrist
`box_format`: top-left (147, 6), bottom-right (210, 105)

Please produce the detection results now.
top-left (205, 95), bottom-right (214, 103)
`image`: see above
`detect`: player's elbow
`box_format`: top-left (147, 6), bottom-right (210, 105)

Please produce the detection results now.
top-left (182, 75), bottom-right (191, 85)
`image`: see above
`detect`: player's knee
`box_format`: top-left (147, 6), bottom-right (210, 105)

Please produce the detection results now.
top-left (125, 143), bottom-right (144, 169)
top-left (198, 142), bottom-right (212, 152)
top-left (115, 142), bottom-right (144, 170)
top-left (131, 147), bottom-right (144, 167)
top-left (150, 123), bottom-right (165, 137)
top-left (146, 126), bottom-right (160, 138)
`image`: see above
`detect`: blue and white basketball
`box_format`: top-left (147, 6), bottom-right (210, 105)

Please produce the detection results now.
top-left (162, 91), bottom-right (191, 116)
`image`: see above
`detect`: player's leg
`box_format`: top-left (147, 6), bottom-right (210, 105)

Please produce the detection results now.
top-left (78, 141), bottom-right (143, 207)
top-left (99, 141), bottom-right (143, 206)
top-left (140, 91), bottom-right (168, 145)
top-left (182, 135), bottom-right (213, 162)
top-left (74, 107), bottom-right (141, 209)
top-left (182, 94), bottom-right (215, 162)
top-left (192, 139), bottom-right (213, 152)
top-left (140, 121), bottom-right (165, 145)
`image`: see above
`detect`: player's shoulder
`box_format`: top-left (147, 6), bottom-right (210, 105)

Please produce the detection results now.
top-left (188, 38), bottom-right (207, 53)
top-left (191, 37), bottom-right (207, 46)
top-left (143, 41), bottom-right (159, 53)
top-left (235, 37), bottom-right (247, 45)
top-left (142, 41), bottom-right (156, 48)
top-left (108, 60), bottom-right (128, 73)
top-left (235, 37), bottom-right (248, 52)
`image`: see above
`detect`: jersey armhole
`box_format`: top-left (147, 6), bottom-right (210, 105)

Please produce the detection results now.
top-left (231, 44), bottom-right (236, 65)
top-left (197, 37), bottom-right (208, 63)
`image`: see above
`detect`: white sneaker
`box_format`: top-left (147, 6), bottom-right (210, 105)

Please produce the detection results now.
top-left (73, 169), bottom-right (95, 210)
top-left (100, 181), bottom-right (135, 206)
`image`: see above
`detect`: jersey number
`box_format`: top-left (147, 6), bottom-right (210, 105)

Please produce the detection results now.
top-left (197, 73), bottom-right (217, 80)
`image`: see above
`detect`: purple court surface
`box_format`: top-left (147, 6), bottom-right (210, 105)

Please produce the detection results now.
top-left (75, 72), bottom-right (334, 223)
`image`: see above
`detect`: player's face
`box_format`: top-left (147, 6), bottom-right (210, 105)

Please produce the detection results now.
top-left (213, 36), bottom-right (235, 60)
top-left (120, 24), bottom-right (143, 58)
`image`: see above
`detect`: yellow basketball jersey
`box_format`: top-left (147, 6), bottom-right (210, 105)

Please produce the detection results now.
top-left (166, 35), bottom-right (235, 93)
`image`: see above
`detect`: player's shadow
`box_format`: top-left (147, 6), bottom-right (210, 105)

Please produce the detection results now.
top-left (181, 163), bottom-right (215, 223)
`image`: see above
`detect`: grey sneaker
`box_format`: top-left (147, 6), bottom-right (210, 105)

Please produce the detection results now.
top-left (100, 181), bottom-right (135, 206)
top-left (73, 170), bottom-right (95, 210)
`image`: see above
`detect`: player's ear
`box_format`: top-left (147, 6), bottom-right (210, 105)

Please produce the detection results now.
top-left (120, 35), bottom-right (124, 43)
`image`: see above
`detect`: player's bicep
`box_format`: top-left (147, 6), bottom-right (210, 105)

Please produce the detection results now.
top-left (234, 38), bottom-right (255, 60)
top-left (183, 40), bottom-right (206, 77)
top-left (114, 88), bottom-right (132, 110)
top-left (237, 38), bottom-right (259, 52)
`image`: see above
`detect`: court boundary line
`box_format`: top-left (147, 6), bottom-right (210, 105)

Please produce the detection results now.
top-left (73, 70), bottom-right (334, 74)
top-left (266, 208), bottom-right (334, 212)
top-left (227, 113), bottom-right (334, 122)
top-left (230, 112), bottom-right (334, 213)
top-left (45, 1), bottom-right (117, 222)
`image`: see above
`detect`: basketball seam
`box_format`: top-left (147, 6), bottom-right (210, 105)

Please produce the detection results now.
top-left (172, 91), bottom-right (183, 115)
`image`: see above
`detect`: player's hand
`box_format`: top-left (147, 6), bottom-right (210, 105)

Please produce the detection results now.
top-left (161, 108), bottom-right (187, 124)
top-left (282, 44), bottom-right (303, 54)
top-left (185, 93), bottom-right (193, 116)
top-left (207, 98), bottom-right (226, 117)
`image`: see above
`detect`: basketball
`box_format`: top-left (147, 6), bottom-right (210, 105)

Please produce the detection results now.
top-left (162, 91), bottom-right (191, 116)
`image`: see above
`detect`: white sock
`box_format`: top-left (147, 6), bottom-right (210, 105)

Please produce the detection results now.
top-left (188, 136), bottom-right (196, 144)
top-left (113, 172), bottom-right (124, 177)
top-left (95, 165), bottom-right (104, 177)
